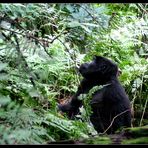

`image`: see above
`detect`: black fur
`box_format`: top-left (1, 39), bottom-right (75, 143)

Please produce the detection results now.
top-left (58, 56), bottom-right (131, 134)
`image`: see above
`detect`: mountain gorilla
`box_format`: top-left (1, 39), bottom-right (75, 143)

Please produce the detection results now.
top-left (58, 56), bottom-right (131, 134)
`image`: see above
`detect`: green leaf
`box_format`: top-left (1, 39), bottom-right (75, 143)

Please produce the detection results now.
top-left (0, 95), bottom-right (11, 106)
top-left (29, 89), bottom-right (40, 97)
top-left (95, 5), bottom-right (108, 14)
top-left (0, 73), bottom-right (9, 80)
top-left (81, 23), bottom-right (99, 27)
top-left (0, 63), bottom-right (8, 71)
top-left (67, 21), bottom-right (81, 28)
top-left (81, 25), bottom-right (92, 33)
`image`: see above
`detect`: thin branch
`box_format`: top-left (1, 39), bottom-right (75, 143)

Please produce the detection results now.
top-left (0, 26), bottom-right (66, 45)
top-left (99, 109), bottom-right (131, 135)
top-left (76, 4), bottom-right (103, 27)
top-left (50, 29), bottom-right (67, 44)
top-left (0, 26), bottom-right (25, 36)
top-left (0, 16), bottom-right (25, 30)
top-left (139, 98), bottom-right (148, 126)
top-left (0, 26), bottom-right (67, 58)
top-left (56, 38), bottom-right (71, 55)
top-left (78, 4), bottom-right (97, 22)
top-left (137, 4), bottom-right (148, 14)
top-left (0, 27), bottom-right (46, 45)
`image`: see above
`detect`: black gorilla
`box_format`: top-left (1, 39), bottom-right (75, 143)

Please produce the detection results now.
top-left (58, 56), bottom-right (131, 134)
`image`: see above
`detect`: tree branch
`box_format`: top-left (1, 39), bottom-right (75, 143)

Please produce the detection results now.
top-left (13, 34), bottom-right (36, 87)
top-left (0, 26), bottom-right (67, 58)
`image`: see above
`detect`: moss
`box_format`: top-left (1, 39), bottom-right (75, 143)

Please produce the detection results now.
top-left (122, 137), bottom-right (148, 144)
top-left (84, 136), bottom-right (112, 144)
top-left (124, 125), bottom-right (148, 138)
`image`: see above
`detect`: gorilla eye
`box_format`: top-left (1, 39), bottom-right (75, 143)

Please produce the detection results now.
top-left (101, 65), bottom-right (106, 70)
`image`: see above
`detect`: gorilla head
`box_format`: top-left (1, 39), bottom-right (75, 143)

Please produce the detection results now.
top-left (79, 56), bottom-right (118, 84)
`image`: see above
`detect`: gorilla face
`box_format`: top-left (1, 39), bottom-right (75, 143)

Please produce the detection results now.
top-left (79, 56), bottom-right (118, 80)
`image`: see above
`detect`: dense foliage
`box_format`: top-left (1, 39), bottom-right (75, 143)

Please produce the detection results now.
top-left (0, 3), bottom-right (147, 144)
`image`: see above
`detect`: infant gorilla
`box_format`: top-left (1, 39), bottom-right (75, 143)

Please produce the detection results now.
top-left (58, 56), bottom-right (131, 134)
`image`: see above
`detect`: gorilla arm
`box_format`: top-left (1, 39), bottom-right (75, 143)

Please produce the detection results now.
top-left (58, 78), bottom-right (98, 118)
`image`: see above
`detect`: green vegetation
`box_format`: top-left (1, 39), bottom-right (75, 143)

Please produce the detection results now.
top-left (0, 3), bottom-right (147, 144)
top-left (122, 137), bottom-right (148, 144)
top-left (83, 136), bottom-right (112, 144)
top-left (123, 125), bottom-right (148, 137)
